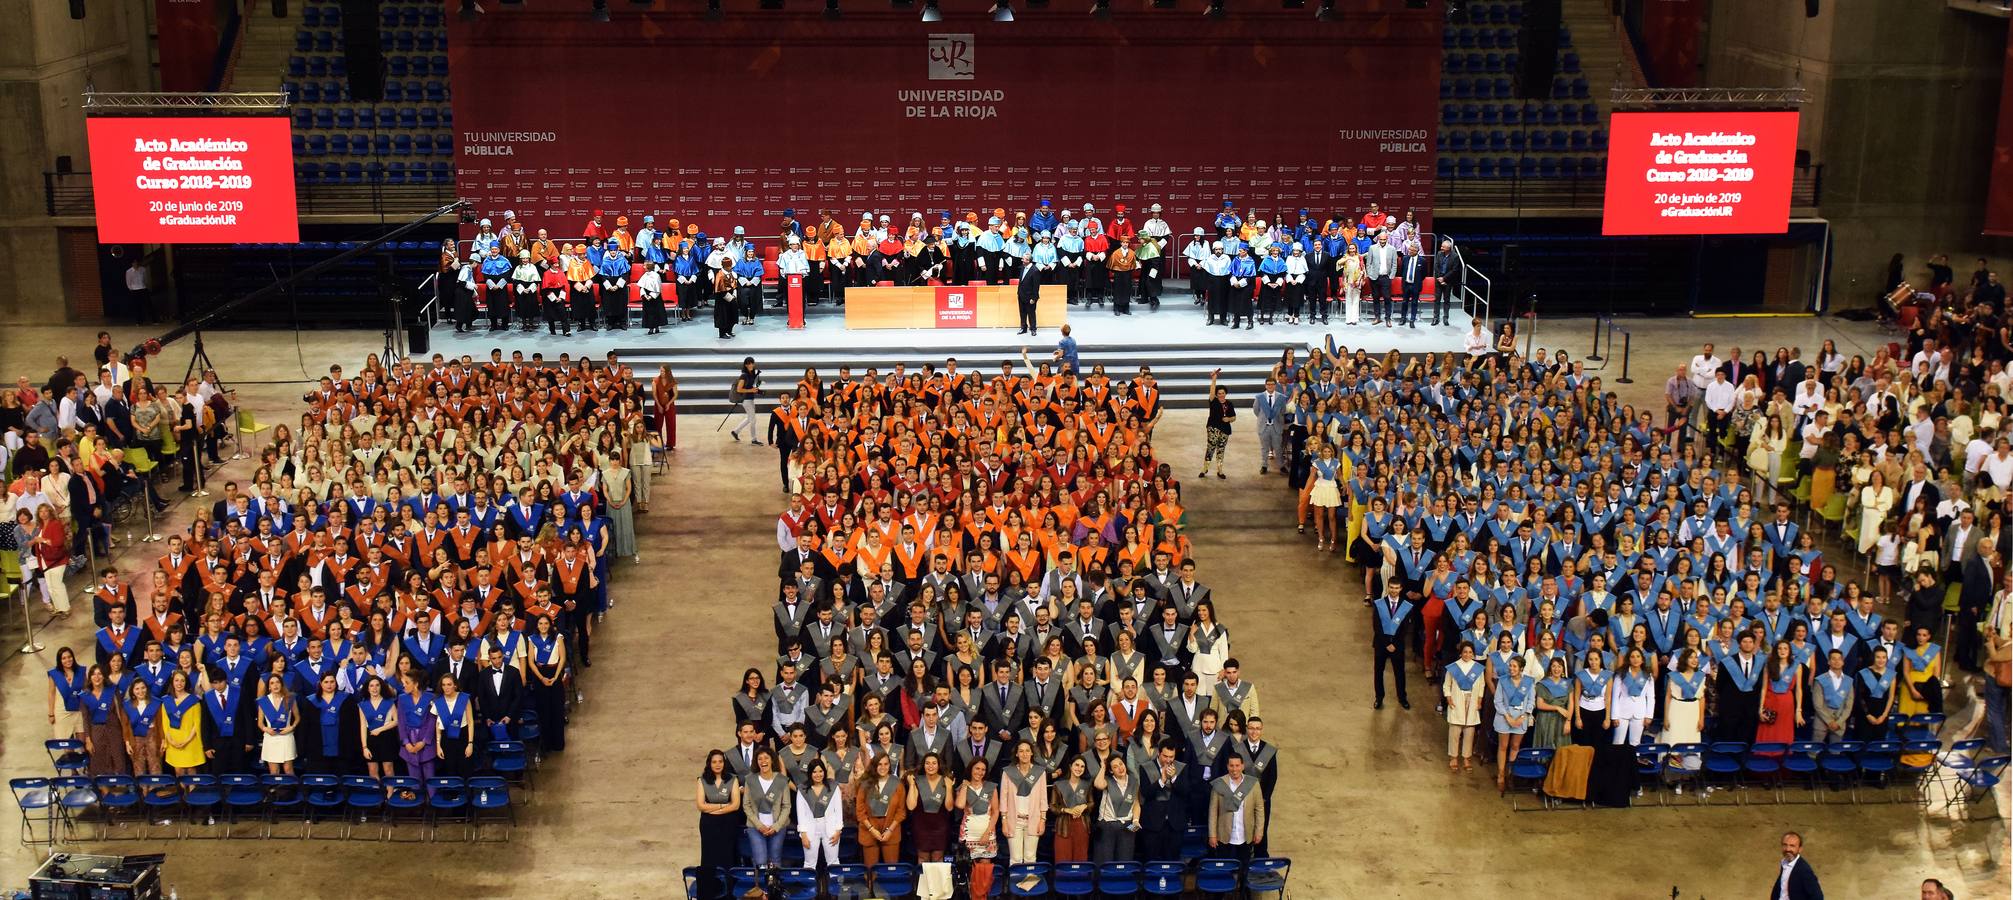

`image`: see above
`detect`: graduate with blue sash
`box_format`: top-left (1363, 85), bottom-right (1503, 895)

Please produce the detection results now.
top-left (1371, 583), bottom-right (1415, 709)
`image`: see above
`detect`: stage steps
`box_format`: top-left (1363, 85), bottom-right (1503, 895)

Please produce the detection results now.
top-left (611, 341), bottom-right (1300, 414)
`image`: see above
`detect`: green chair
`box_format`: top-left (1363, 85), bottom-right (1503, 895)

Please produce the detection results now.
top-left (1791, 474), bottom-right (1813, 503)
top-left (1815, 492), bottom-right (1847, 536)
top-left (234, 409), bottom-right (270, 461)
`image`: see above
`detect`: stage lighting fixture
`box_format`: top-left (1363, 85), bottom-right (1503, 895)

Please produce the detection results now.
top-left (990, 0), bottom-right (1015, 20)
top-left (1028, 0), bottom-right (1048, 7)
top-left (889, 0), bottom-right (914, 7)
top-left (497, 0), bottom-right (524, 6)
top-left (590, 0), bottom-right (611, 20)
top-left (825, 0), bottom-right (841, 17)
top-left (1202, 0), bottom-right (1223, 18)
top-left (1805, 0), bottom-right (1819, 16)
top-left (69, 0), bottom-right (85, 18)
top-left (1090, 0), bottom-right (1109, 15)
top-left (459, 0), bottom-right (484, 19)
top-left (1281, 0), bottom-right (1304, 7)
top-left (1314, 0), bottom-right (1333, 18)
top-left (1151, 0), bottom-right (1175, 7)
top-left (707, 0), bottom-right (724, 17)
top-left (920, 0), bottom-right (942, 19)
top-left (631, 0), bottom-right (655, 5)
top-left (1404, 0), bottom-right (1427, 7)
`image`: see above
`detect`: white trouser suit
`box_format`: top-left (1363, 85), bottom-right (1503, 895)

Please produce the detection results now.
top-left (795, 786), bottom-right (844, 868)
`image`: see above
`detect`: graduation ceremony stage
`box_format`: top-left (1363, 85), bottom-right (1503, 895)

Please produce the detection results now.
top-left (424, 298), bottom-right (1481, 413)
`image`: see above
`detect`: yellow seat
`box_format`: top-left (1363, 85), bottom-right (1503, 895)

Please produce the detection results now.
top-left (125, 445), bottom-right (157, 476)
top-left (234, 409), bottom-right (270, 460)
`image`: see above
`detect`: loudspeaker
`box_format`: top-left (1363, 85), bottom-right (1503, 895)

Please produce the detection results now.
top-left (1805, 0), bottom-right (1819, 17)
top-left (407, 324), bottom-right (429, 355)
top-left (69, 0), bottom-right (85, 18)
top-left (339, 0), bottom-right (385, 103)
top-left (1515, 0), bottom-right (1562, 101)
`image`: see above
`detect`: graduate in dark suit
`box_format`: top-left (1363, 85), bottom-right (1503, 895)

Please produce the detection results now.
top-left (1371, 580), bottom-right (1416, 709)
top-left (1137, 742), bottom-right (1191, 862)
top-left (1713, 633), bottom-right (1765, 743)
top-left (473, 651), bottom-right (525, 740)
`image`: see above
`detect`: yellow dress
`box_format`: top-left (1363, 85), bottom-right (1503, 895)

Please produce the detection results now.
top-left (162, 698), bottom-right (207, 769)
top-left (1897, 647), bottom-right (1941, 716)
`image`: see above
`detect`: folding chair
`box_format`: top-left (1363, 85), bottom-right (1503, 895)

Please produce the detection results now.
top-left (221, 774), bottom-right (266, 838)
top-left (1097, 861), bottom-right (1142, 898)
top-left (234, 409), bottom-right (271, 460)
top-left (1052, 862), bottom-right (1097, 898)
top-left (425, 776), bottom-right (470, 841)
top-left (1246, 857), bottom-right (1291, 899)
top-left (1195, 859), bottom-right (1242, 896)
top-left (262, 774), bottom-right (304, 838)
top-left (301, 774), bottom-right (345, 839)
top-left (827, 863), bottom-right (872, 900)
top-left (1141, 861), bottom-right (1184, 896)
top-left (51, 776), bottom-right (98, 842)
top-left (12, 777), bottom-right (56, 848)
top-left (382, 776), bottom-right (426, 841)
top-left (469, 775), bottom-right (513, 841)
top-left (1506, 747), bottom-right (1553, 810)
top-left (47, 739), bottom-right (89, 776)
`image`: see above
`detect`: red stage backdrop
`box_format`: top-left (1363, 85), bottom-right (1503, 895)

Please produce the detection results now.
top-left (447, 3), bottom-right (1441, 238)
top-left (1986, 17), bottom-right (2013, 236)
top-left (155, 0), bottom-right (226, 93)
top-left (1601, 110), bottom-right (1798, 236)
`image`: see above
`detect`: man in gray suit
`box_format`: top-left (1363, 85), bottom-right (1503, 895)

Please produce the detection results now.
top-left (979, 660), bottom-right (1026, 733)
top-left (1364, 231), bottom-right (1398, 325)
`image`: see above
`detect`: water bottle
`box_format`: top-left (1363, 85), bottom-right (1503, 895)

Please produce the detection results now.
top-left (169, 887), bottom-right (180, 900)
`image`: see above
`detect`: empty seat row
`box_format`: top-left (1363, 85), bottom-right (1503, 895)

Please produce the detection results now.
top-left (1443, 25), bottom-right (1572, 51)
top-left (1439, 128), bottom-right (1607, 153)
top-left (294, 133), bottom-right (455, 157)
top-left (294, 104), bottom-right (452, 130)
top-left (1441, 76), bottom-right (1589, 102)
top-left (1445, 50), bottom-right (1580, 76)
top-left (298, 161), bottom-right (456, 186)
top-left (1442, 101), bottom-right (1602, 127)
top-left (1439, 156), bottom-right (1605, 179)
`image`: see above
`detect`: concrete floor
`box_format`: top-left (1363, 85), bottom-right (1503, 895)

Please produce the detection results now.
top-left (0, 319), bottom-right (2005, 898)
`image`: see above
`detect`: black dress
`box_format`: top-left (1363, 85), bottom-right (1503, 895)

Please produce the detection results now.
top-left (697, 777), bottom-right (741, 898)
top-left (529, 636), bottom-right (567, 753)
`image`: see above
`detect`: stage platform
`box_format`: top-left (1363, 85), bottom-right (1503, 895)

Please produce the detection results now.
top-left (423, 301), bottom-right (1479, 412)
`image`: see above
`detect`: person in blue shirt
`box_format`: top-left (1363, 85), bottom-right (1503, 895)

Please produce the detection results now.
top-left (977, 218), bottom-right (1007, 285)
top-left (1256, 246), bottom-right (1289, 326)
top-left (1214, 200), bottom-right (1242, 237)
top-left (1056, 222), bottom-right (1086, 305)
top-left (734, 247), bottom-right (767, 327)
top-left (1029, 200), bottom-right (1057, 236)
top-left (593, 238), bottom-right (631, 330)
top-left (1054, 324), bottom-right (1080, 376)
top-left (1227, 247), bottom-right (1258, 330)
top-left (477, 246), bottom-right (511, 331)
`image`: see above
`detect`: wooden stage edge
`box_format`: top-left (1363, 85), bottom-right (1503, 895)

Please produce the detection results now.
top-left (842, 283), bottom-right (1067, 329)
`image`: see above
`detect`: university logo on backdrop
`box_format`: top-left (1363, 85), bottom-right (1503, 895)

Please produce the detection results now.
top-left (928, 34), bottom-right (975, 81)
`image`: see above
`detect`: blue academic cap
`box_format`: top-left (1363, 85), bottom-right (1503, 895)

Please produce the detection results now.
top-left (1223, 200), bottom-right (1235, 208)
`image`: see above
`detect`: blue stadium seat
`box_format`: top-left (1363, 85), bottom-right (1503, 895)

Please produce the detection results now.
top-left (419, 107), bottom-right (439, 129)
top-left (433, 134), bottom-right (453, 155)
top-left (1441, 105), bottom-right (1459, 126)
top-left (357, 107), bottom-right (377, 129)
top-left (425, 80), bottom-right (447, 102)
top-left (1572, 78), bottom-right (1589, 99)
top-left (1436, 158), bottom-right (1454, 179)
top-left (291, 134), bottom-right (306, 155)
top-left (313, 108), bottom-right (334, 129)
top-left (330, 55), bottom-right (347, 76)
top-left (384, 82), bottom-right (404, 102)
top-left (296, 31), bottom-right (313, 52)
top-left (1476, 157), bottom-right (1497, 178)
top-left (1500, 103), bottom-right (1520, 125)
top-left (389, 57), bottom-right (410, 78)
top-left (293, 108), bottom-right (313, 130)
top-left (373, 134), bottom-right (392, 155)
top-left (348, 134), bottom-right (369, 155)
top-left (1448, 131), bottom-right (1469, 152)
top-left (1562, 51), bottom-right (1581, 74)
top-left (302, 6), bottom-right (321, 26)
top-left (289, 56), bottom-right (308, 77)
top-left (1569, 129), bottom-right (1588, 150)
top-left (335, 107), bottom-right (355, 129)
top-left (1487, 129), bottom-right (1506, 151)
top-left (1477, 27), bottom-right (1497, 49)
top-left (1590, 128), bottom-right (1607, 149)
top-left (414, 133), bottom-right (435, 155)
top-left (417, 32), bottom-right (439, 52)
top-left (306, 134), bottom-right (327, 156)
top-left (1446, 54), bottom-right (1465, 75)
top-left (393, 134), bottom-right (413, 156)
top-left (398, 107), bottom-right (419, 128)
top-left (1478, 104), bottom-right (1497, 125)
top-left (342, 163), bottom-right (363, 185)
top-left (313, 30), bottom-right (335, 52)
top-left (1459, 104), bottom-right (1480, 124)
top-left (1506, 130), bottom-right (1525, 152)
top-left (1455, 157), bottom-right (1475, 178)
top-left (431, 161), bottom-right (454, 184)
top-left (1517, 156), bottom-right (1538, 178)
top-left (1540, 103), bottom-right (1560, 125)
top-left (1537, 157), bottom-right (1560, 178)
top-left (307, 56), bottom-right (329, 77)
